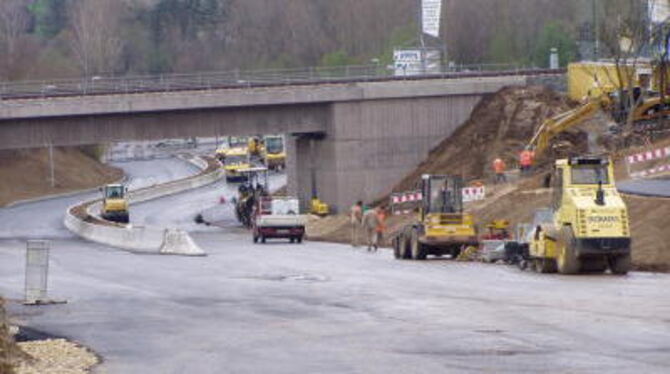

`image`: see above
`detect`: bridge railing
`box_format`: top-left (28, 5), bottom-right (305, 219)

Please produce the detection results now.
top-left (0, 63), bottom-right (560, 100)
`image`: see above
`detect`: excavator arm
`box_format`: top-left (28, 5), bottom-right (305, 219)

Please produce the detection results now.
top-left (529, 100), bottom-right (604, 156)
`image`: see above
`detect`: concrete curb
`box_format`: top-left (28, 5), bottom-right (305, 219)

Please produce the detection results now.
top-left (64, 155), bottom-right (223, 256)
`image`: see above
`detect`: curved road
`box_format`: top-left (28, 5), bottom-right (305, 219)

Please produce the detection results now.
top-left (0, 157), bottom-right (199, 240)
top-left (0, 160), bottom-right (668, 373)
top-left (617, 177), bottom-right (670, 197)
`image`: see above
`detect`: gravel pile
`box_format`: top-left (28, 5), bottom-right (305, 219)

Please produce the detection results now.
top-left (15, 339), bottom-right (98, 374)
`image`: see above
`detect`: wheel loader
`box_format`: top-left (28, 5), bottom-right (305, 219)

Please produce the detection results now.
top-left (393, 175), bottom-right (478, 260)
top-left (527, 156), bottom-right (631, 274)
top-left (101, 184), bottom-right (129, 224)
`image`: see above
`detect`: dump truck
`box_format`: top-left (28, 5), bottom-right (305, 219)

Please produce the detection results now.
top-left (252, 196), bottom-right (306, 244)
top-left (526, 156), bottom-right (631, 274)
top-left (262, 134), bottom-right (286, 170)
top-left (393, 175), bottom-right (478, 260)
top-left (100, 184), bottom-right (129, 223)
top-left (224, 147), bottom-right (251, 182)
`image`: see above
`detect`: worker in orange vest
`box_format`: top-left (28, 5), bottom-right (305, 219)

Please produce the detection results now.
top-left (493, 158), bottom-right (506, 184)
top-left (519, 147), bottom-right (535, 175)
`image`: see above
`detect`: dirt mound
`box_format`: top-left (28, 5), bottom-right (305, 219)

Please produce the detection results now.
top-left (393, 86), bottom-right (583, 192)
top-left (0, 147), bottom-right (123, 207)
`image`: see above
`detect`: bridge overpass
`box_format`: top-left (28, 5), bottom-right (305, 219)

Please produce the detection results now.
top-left (0, 68), bottom-right (564, 212)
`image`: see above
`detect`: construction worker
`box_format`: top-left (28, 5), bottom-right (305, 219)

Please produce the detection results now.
top-left (350, 201), bottom-right (363, 247)
top-left (373, 206), bottom-right (387, 252)
top-left (493, 158), bottom-right (507, 184)
top-left (519, 147), bottom-right (535, 175)
top-left (362, 207), bottom-right (384, 252)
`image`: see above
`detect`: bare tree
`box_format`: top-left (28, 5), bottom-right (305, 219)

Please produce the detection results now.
top-left (68, 0), bottom-right (126, 76)
top-left (0, 0), bottom-right (29, 78)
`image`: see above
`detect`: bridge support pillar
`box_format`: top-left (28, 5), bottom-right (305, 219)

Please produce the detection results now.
top-left (288, 96), bottom-right (482, 214)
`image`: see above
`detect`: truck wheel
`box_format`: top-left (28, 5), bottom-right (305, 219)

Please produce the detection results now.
top-left (290, 238), bottom-right (295, 243)
top-left (609, 254), bottom-right (631, 275)
top-left (582, 258), bottom-right (607, 273)
top-left (261, 236), bottom-right (266, 244)
top-left (393, 238), bottom-right (401, 259)
top-left (535, 258), bottom-right (557, 273)
top-left (451, 246), bottom-right (462, 259)
top-left (253, 234), bottom-right (259, 243)
top-left (297, 236), bottom-right (303, 244)
top-left (557, 226), bottom-right (580, 274)
top-left (410, 229), bottom-right (427, 260)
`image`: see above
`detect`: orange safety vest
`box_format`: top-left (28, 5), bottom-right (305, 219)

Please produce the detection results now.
top-left (493, 159), bottom-right (506, 174)
top-left (520, 150), bottom-right (533, 167)
top-left (376, 211), bottom-right (386, 233)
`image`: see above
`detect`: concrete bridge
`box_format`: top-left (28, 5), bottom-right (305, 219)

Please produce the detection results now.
top-left (0, 72), bottom-right (560, 212)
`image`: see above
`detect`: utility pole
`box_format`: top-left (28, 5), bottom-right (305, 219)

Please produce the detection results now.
top-left (593, 0), bottom-right (600, 60)
top-left (48, 144), bottom-right (55, 188)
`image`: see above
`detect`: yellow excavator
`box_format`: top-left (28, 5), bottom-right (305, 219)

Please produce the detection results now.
top-left (528, 97), bottom-right (609, 157)
top-left (526, 156), bottom-right (631, 274)
top-left (100, 184), bottom-right (129, 224)
top-left (393, 175), bottom-right (478, 260)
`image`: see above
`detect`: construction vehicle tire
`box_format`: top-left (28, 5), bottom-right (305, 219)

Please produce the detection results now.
top-left (410, 229), bottom-right (427, 260)
top-left (557, 226), bottom-right (580, 274)
top-left (581, 258), bottom-right (608, 273)
top-left (609, 254), bottom-right (631, 275)
top-left (393, 238), bottom-right (402, 259)
top-left (451, 246), bottom-right (462, 259)
top-left (535, 258), bottom-right (557, 273)
top-left (400, 234), bottom-right (412, 259)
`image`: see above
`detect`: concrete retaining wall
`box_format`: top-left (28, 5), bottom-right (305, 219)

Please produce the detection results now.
top-left (64, 155), bottom-right (222, 255)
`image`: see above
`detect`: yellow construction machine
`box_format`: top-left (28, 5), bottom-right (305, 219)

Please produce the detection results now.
top-left (529, 98), bottom-right (608, 157)
top-left (310, 198), bottom-right (330, 216)
top-left (393, 175), bottom-right (478, 260)
top-left (527, 156), bottom-right (631, 274)
top-left (100, 184), bottom-right (130, 224)
top-left (262, 134), bottom-right (286, 170)
top-left (223, 147), bottom-right (252, 182)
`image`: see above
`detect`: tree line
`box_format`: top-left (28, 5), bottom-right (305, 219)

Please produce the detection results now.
top-left (0, 0), bottom-right (642, 81)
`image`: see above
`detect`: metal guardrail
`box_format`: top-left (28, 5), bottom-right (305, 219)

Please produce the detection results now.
top-left (0, 63), bottom-right (564, 101)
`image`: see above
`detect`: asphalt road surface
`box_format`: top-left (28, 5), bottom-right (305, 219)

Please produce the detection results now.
top-left (0, 157), bottom-right (199, 240)
top-left (0, 160), bottom-right (668, 373)
top-left (617, 177), bottom-right (670, 197)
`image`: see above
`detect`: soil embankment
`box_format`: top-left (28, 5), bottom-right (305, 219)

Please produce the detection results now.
top-left (0, 147), bottom-right (122, 207)
top-left (392, 85), bottom-right (580, 192)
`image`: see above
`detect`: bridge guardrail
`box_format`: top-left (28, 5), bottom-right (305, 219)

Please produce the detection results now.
top-left (0, 64), bottom-right (565, 102)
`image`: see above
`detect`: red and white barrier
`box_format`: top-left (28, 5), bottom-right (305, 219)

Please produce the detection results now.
top-left (627, 146), bottom-right (670, 165)
top-left (626, 145), bottom-right (670, 179)
top-left (390, 191), bottom-right (423, 204)
top-left (390, 186), bottom-right (487, 215)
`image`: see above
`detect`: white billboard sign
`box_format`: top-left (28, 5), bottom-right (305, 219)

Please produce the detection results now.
top-left (394, 49), bottom-right (423, 76)
top-left (650, 0), bottom-right (670, 23)
top-left (422, 0), bottom-right (442, 37)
